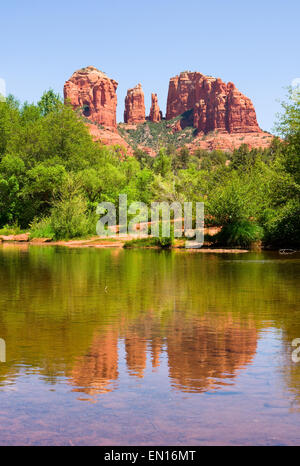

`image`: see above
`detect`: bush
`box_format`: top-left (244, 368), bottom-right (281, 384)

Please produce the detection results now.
top-left (263, 200), bottom-right (300, 248)
top-left (207, 171), bottom-right (266, 225)
top-left (155, 235), bottom-right (173, 248)
top-left (212, 221), bottom-right (264, 248)
top-left (124, 234), bottom-right (173, 249)
top-left (49, 195), bottom-right (95, 240)
top-left (0, 222), bottom-right (23, 236)
top-left (29, 217), bottom-right (55, 239)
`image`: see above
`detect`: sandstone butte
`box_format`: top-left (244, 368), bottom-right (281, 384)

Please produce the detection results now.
top-left (124, 83), bottom-right (146, 124)
top-left (149, 93), bottom-right (162, 122)
top-left (166, 71), bottom-right (261, 134)
top-left (64, 66), bottom-right (118, 130)
top-left (64, 66), bottom-right (274, 153)
top-left (64, 66), bottom-right (132, 154)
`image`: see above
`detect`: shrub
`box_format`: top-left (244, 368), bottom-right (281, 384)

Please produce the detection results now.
top-left (124, 235), bottom-right (173, 249)
top-left (49, 195), bottom-right (95, 240)
top-left (155, 235), bottom-right (173, 248)
top-left (263, 200), bottom-right (300, 248)
top-left (29, 217), bottom-right (55, 239)
top-left (212, 221), bottom-right (264, 248)
top-left (0, 222), bottom-right (23, 236)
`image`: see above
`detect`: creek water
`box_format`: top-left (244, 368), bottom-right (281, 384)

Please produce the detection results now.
top-left (0, 245), bottom-right (299, 445)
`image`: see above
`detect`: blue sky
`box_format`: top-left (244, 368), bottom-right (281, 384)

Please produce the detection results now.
top-left (1, 0), bottom-right (299, 132)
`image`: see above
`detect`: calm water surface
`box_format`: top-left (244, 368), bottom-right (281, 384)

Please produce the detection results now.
top-left (0, 245), bottom-right (300, 445)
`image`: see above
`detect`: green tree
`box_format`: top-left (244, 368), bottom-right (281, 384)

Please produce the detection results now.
top-left (38, 89), bottom-right (62, 116)
top-left (153, 148), bottom-right (172, 177)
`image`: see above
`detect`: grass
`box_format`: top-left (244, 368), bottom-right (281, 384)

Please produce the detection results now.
top-left (29, 217), bottom-right (55, 240)
top-left (0, 223), bottom-right (24, 236)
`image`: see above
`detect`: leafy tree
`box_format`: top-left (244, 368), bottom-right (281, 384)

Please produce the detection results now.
top-left (38, 89), bottom-right (62, 116)
top-left (153, 148), bottom-right (172, 177)
top-left (0, 96), bottom-right (20, 156)
top-left (275, 87), bottom-right (300, 184)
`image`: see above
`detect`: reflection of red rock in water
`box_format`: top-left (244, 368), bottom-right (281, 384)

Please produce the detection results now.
top-left (125, 331), bottom-right (147, 378)
top-left (70, 330), bottom-right (119, 395)
top-left (150, 337), bottom-right (163, 369)
top-left (69, 315), bottom-right (257, 397)
top-left (166, 317), bottom-right (257, 392)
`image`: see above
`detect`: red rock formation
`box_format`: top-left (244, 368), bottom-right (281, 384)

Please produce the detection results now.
top-left (149, 93), bottom-right (162, 122)
top-left (64, 66), bottom-right (118, 129)
top-left (86, 122), bottom-right (133, 155)
top-left (226, 82), bottom-right (260, 133)
top-left (186, 131), bottom-right (273, 152)
top-left (63, 67), bottom-right (273, 154)
top-left (166, 72), bottom-right (261, 134)
top-left (124, 84), bottom-right (145, 124)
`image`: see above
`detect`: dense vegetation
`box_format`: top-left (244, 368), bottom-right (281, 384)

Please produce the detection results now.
top-left (0, 88), bottom-right (299, 247)
top-left (118, 110), bottom-right (197, 150)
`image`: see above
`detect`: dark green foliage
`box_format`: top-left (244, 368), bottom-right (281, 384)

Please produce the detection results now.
top-left (124, 235), bottom-right (173, 249)
top-left (212, 221), bottom-right (264, 248)
top-left (263, 200), bottom-right (300, 247)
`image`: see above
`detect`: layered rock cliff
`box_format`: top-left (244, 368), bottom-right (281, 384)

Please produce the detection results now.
top-left (166, 72), bottom-right (261, 134)
top-left (64, 66), bottom-right (273, 153)
top-left (149, 93), bottom-right (162, 122)
top-left (124, 84), bottom-right (145, 124)
top-left (64, 66), bottom-right (118, 129)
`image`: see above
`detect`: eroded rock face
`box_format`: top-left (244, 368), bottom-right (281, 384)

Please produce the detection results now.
top-left (64, 66), bottom-right (118, 129)
top-left (149, 93), bottom-right (162, 122)
top-left (124, 84), bottom-right (145, 124)
top-left (166, 72), bottom-right (261, 134)
top-left (86, 122), bottom-right (133, 155)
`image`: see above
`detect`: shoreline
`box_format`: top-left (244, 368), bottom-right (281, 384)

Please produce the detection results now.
top-left (0, 235), bottom-right (297, 254)
top-left (0, 235), bottom-right (248, 252)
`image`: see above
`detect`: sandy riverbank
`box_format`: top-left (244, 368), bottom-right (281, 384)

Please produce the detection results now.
top-left (0, 235), bottom-right (249, 253)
